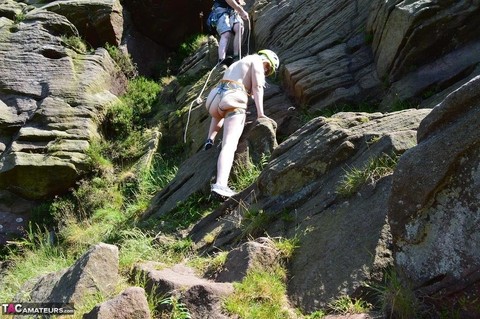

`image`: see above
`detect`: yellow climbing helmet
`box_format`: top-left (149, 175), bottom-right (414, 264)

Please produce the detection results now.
top-left (258, 49), bottom-right (280, 76)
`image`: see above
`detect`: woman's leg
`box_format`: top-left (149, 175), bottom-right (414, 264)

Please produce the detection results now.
top-left (208, 116), bottom-right (224, 141)
top-left (215, 112), bottom-right (246, 186)
top-left (218, 32), bottom-right (232, 62)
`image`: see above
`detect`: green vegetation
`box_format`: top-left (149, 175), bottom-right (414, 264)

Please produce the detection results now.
top-left (160, 296), bottom-right (191, 319)
top-left (224, 266), bottom-right (293, 319)
top-left (241, 209), bottom-right (273, 239)
top-left (0, 59), bottom-right (177, 307)
top-left (158, 193), bottom-right (217, 233)
top-left (327, 295), bottom-right (372, 315)
top-left (271, 236), bottom-right (300, 260)
top-left (102, 76), bottom-right (161, 165)
top-left (159, 34), bottom-right (208, 77)
top-left (105, 43), bottom-right (138, 78)
top-left (0, 33), bottom-right (420, 319)
top-left (13, 12), bottom-right (26, 24)
top-left (103, 77), bottom-right (161, 140)
top-left (336, 153), bottom-right (400, 197)
top-left (61, 35), bottom-right (88, 53)
top-left (367, 269), bottom-right (419, 319)
top-left (231, 154), bottom-right (268, 191)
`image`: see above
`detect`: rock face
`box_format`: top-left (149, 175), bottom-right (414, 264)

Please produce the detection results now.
top-left (39, 0), bottom-right (124, 47)
top-left (253, 0), bottom-right (381, 112)
top-left (20, 243), bottom-right (119, 304)
top-left (184, 109), bottom-right (430, 311)
top-left (2, 0), bottom-right (480, 317)
top-left (0, 4), bottom-right (123, 199)
top-left (388, 76), bottom-right (480, 316)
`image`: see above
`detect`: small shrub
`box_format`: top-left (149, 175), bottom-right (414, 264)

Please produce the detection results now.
top-left (102, 77), bottom-right (160, 141)
top-left (124, 77), bottom-right (161, 126)
top-left (86, 139), bottom-right (113, 174)
top-left (105, 43), bottom-right (138, 78)
top-left (103, 100), bottom-right (134, 140)
top-left (13, 12), bottom-right (26, 24)
top-left (178, 34), bottom-right (208, 59)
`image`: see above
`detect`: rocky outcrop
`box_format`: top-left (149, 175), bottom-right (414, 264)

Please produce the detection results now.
top-left (38, 0), bottom-right (124, 47)
top-left (186, 109), bottom-right (430, 311)
top-left (0, 5), bottom-right (124, 199)
top-left (388, 75), bottom-right (480, 316)
top-left (19, 243), bottom-right (119, 304)
top-left (253, 0), bottom-right (381, 112)
top-left (2, 0), bottom-right (480, 317)
top-left (368, 0), bottom-right (480, 82)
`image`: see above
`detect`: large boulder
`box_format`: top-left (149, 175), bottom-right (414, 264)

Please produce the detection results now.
top-left (19, 243), bottom-right (119, 304)
top-left (189, 109), bottom-right (431, 311)
top-left (38, 0), bottom-right (124, 47)
top-left (388, 75), bottom-right (480, 316)
top-left (0, 8), bottom-right (124, 199)
top-left (367, 0), bottom-right (480, 109)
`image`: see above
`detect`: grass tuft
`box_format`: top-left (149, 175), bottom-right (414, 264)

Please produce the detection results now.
top-left (336, 153), bottom-right (399, 197)
top-left (224, 267), bottom-right (294, 319)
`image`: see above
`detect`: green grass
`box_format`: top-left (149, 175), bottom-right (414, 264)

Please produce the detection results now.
top-left (336, 153), bottom-right (399, 197)
top-left (366, 269), bottom-right (419, 319)
top-left (224, 267), bottom-right (294, 319)
top-left (271, 236), bottom-right (300, 260)
top-left (158, 193), bottom-right (217, 232)
top-left (187, 251), bottom-right (228, 277)
top-left (231, 154), bottom-right (268, 191)
top-left (327, 295), bottom-right (371, 314)
top-left (0, 226), bottom-right (74, 301)
top-left (102, 77), bottom-right (160, 140)
top-left (241, 209), bottom-right (273, 239)
top-left (160, 296), bottom-right (192, 319)
top-left (61, 35), bottom-right (88, 53)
